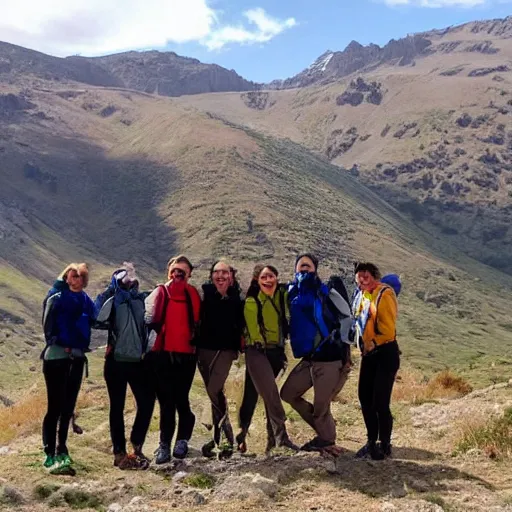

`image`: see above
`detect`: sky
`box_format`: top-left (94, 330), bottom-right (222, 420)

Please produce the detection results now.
top-left (1, 0), bottom-right (512, 82)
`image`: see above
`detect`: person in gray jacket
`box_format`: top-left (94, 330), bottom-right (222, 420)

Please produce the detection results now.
top-left (95, 263), bottom-right (154, 470)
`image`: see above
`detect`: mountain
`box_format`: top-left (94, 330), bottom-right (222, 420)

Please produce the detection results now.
top-left (271, 16), bottom-right (512, 89)
top-left (0, 41), bottom-right (256, 96)
top-left (177, 15), bottom-right (512, 275)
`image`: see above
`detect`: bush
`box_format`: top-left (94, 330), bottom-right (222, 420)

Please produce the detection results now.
top-left (455, 407), bottom-right (512, 459)
top-left (427, 370), bottom-right (473, 397)
top-left (183, 472), bottom-right (216, 489)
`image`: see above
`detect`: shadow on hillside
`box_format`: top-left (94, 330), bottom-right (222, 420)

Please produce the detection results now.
top-left (1, 130), bottom-right (179, 275)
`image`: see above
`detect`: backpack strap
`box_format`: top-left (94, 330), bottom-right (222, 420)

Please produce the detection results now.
top-left (254, 296), bottom-right (268, 348)
top-left (184, 287), bottom-right (198, 344)
top-left (373, 285), bottom-right (394, 337)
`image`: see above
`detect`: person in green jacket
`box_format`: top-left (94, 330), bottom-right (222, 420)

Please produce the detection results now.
top-left (237, 265), bottom-right (299, 454)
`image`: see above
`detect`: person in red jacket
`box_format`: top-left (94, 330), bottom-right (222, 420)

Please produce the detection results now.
top-left (145, 255), bottom-right (201, 463)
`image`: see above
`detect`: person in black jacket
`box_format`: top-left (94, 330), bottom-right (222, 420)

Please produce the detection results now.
top-left (196, 260), bottom-right (244, 459)
top-left (94, 263), bottom-right (154, 470)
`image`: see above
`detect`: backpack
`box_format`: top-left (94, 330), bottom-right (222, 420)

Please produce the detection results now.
top-left (95, 284), bottom-right (148, 362)
top-left (288, 274), bottom-right (352, 359)
top-left (253, 284), bottom-right (289, 347)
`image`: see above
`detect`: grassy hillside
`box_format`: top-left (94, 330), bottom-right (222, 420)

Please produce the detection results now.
top-left (0, 78), bottom-right (511, 399)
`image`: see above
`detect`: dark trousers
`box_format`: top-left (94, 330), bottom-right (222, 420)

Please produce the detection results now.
top-left (42, 358), bottom-right (85, 456)
top-left (239, 347), bottom-right (286, 444)
top-left (358, 342), bottom-right (400, 445)
top-left (197, 349), bottom-right (237, 445)
top-left (104, 357), bottom-right (155, 455)
top-left (149, 351), bottom-right (197, 445)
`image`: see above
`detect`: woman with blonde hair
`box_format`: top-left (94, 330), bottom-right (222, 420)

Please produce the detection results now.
top-left (41, 263), bottom-right (96, 474)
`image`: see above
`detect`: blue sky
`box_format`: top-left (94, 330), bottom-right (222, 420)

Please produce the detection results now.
top-left (2, 0), bottom-right (512, 83)
top-left (174, 0), bottom-right (512, 82)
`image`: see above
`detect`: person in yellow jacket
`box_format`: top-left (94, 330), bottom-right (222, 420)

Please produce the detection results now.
top-left (352, 262), bottom-right (400, 460)
top-left (237, 265), bottom-right (299, 454)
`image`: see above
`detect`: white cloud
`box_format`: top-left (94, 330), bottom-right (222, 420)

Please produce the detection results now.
top-left (383, 0), bottom-right (487, 6)
top-left (204, 8), bottom-right (297, 50)
top-left (0, 1), bottom-right (295, 56)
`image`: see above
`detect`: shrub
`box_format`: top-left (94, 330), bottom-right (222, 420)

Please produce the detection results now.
top-left (183, 473), bottom-right (216, 489)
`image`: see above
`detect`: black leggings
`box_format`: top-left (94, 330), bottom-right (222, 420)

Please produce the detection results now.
top-left (358, 342), bottom-right (400, 445)
top-left (42, 358), bottom-right (85, 456)
top-left (104, 357), bottom-right (155, 455)
top-left (238, 348), bottom-right (285, 440)
top-left (148, 352), bottom-right (197, 445)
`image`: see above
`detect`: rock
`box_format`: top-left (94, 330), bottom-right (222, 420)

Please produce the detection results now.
top-left (214, 473), bottom-right (279, 502)
top-left (172, 471), bottom-right (188, 483)
top-left (0, 446), bottom-right (12, 455)
top-left (389, 483), bottom-right (408, 498)
top-left (468, 65), bottom-right (509, 77)
top-left (241, 91), bottom-right (274, 110)
top-left (130, 496), bottom-right (144, 505)
top-left (336, 91), bottom-right (364, 107)
top-left (108, 504), bottom-right (122, 512)
top-left (380, 503), bottom-right (398, 511)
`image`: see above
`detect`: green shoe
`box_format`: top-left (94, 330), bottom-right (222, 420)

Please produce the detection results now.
top-left (43, 455), bottom-right (54, 468)
top-left (50, 454), bottom-right (75, 476)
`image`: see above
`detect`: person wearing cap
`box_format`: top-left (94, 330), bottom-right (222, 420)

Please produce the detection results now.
top-left (94, 262), bottom-right (154, 469)
top-left (352, 262), bottom-right (399, 460)
top-left (144, 255), bottom-right (201, 463)
top-left (280, 254), bottom-right (352, 455)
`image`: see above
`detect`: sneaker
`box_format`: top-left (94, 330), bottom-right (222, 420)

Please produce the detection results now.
top-left (172, 440), bottom-right (189, 460)
top-left (154, 443), bottom-right (171, 465)
top-left (278, 438), bottom-right (300, 452)
top-left (201, 440), bottom-right (216, 459)
top-left (43, 455), bottom-right (54, 468)
top-left (236, 431), bottom-right (247, 454)
top-left (50, 454), bottom-right (75, 476)
top-left (218, 442), bottom-right (233, 460)
top-left (118, 454), bottom-right (149, 470)
top-left (114, 452), bottom-right (127, 467)
top-left (300, 437), bottom-right (334, 452)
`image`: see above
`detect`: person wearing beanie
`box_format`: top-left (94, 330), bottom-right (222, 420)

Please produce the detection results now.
top-left (280, 254), bottom-right (352, 455)
top-left (144, 255), bottom-right (201, 464)
top-left (352, 262), bottom-right (400, 460)
top-left (94, 262), bottom-right (153, 470)
top-left (41, 263), bottom-right (96, 475)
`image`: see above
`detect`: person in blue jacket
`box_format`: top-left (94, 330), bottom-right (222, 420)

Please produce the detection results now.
top-left (41, 263), bottom-right (96, 475)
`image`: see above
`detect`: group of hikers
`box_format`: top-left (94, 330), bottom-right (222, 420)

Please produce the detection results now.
top-left (40, 253), bottom-right (401, 475)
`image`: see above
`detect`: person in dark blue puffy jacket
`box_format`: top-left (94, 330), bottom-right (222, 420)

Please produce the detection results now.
top-left (280, 254), bottom-right (352, 455)
top-left (41, 263), bottom-right (96, 474)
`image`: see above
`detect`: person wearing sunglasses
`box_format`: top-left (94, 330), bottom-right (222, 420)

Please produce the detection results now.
top-left (144, 255), bottom-right (201, 463)
top-left (41, 263), bottom-right (96, 475)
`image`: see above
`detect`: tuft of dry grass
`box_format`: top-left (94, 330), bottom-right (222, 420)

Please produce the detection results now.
top-left (393, 368), bottom-right (473, 404)
top-left (455, 407), bottom-right (512, 459)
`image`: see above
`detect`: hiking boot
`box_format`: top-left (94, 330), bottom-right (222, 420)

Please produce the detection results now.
top-left (236, 431), bottom-right (247, 454)
top-left (278, 438), bottom-right (300, 452)
top-left (113, 452), bottom-right (126, 467)
top-left (133, 444), bottom-right (150, 465)
top-left (380, 442), bottom-right (392, 458)
top-left (355, 441), bottom-right (384, 460)
top-left (218, 442), bottom-right (233, 460)
top-left (201, 440), bottom-right (216, 459)
top-left (118, 453), bottom-right (150, 470)
top-left (154, 443), bottom-right (171, 465)
top-left (43, 455), bottom-right (54, 469)
top-left (300, 437), bottom-right (334, 452)
top-left (172, 440), bottom-right (189, 460)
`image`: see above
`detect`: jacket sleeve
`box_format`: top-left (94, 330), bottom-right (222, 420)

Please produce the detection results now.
top-left (145, 286), bottom-right (166, 330)
top-left (191, 287), bottom-right (201, 324)
top-left (374, 289), bottom-right (398, 345)
top-left (244, 297), bottom-right (262, 346)
top-left (93, 285), bottom-right (115, 329)
top-left (42, 291), bottom-right (60, 344)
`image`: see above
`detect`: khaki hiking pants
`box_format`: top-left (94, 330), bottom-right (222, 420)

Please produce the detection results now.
top-left (280, 359), bottom-right (350, 444)
top-left (197, 348), bottom-right (237, 445)
top-left (245, 346), bottom-right (289, 446)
